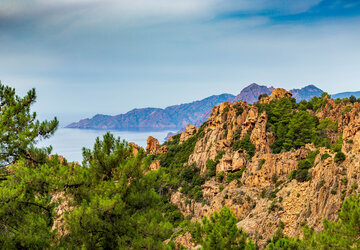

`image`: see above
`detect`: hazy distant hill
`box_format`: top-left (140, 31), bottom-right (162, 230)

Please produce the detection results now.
top-left (66, 94), bottom-right (235, 131)
top-left (290, 85), bottom-right (324, 101)
top-left (332, 91), bottom-right (360, 99)
top-left (67, 83), bottom-right (358, 131)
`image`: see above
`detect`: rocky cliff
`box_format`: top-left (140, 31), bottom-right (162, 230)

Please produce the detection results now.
top-left (149, 88), bottom-right (360, 248)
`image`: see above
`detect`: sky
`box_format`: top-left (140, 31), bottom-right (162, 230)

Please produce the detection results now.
top-left (1, 0), bottom-right (360, 126)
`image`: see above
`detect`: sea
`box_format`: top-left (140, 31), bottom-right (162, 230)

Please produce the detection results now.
top-left (36, 128), bottom-right (175, 163)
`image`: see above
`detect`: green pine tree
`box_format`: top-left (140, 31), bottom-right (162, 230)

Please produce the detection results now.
top-left (0, 82), bottom-right (58, 168)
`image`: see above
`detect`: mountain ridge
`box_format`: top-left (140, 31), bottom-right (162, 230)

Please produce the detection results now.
top-left (66, 83), bottom-right (357, 131)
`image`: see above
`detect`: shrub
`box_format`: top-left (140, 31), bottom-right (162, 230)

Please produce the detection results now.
top-left (342, 106), bottom-right (353, 114)
top-left (206, 159), bottom-right (217, 178)
top-left (289, 170), bottom-right (297, 181)
top-left (349, 95), bottom-right (357, 104)
top-left (295, 169), bottom-right (310, 182)
top-left (334, 152), bottom-right (346, 163)
top-left (233, 103), bottom-right (244, 116)
top-left (321, 153), bottom-right (331, 161)
top-left (222, 106), bottom-right (229, 114)
top-left (226, 168), bottom-right (246, 183)
top-left (258, 159), bottom-right (266, 170)
top-left (232, 134), bottom-right (256, 158)
top-left (205, 151), bottom-right (225, 179)
top-left (271, 174), bottom-right (278, 184)
top-left (233, 130), bottom-right (242, 140)
top-left (316, 180), bottom-right (325, 190)
top-left (216, 171), bottom-right (225, 182)
top-left (261, 189), bottom-right (267, 198)
top-left (258, 93), bottom-right (268, 101)
top-left (190, 207), bottom-right (256, 249)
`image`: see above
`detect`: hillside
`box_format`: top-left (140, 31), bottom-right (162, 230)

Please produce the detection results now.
top-left (145, 88), bottom-right (360, 248)
top-left (67, 83), bottom-right (327, 131)
top-left (3, 82), bottom-right (360, 249)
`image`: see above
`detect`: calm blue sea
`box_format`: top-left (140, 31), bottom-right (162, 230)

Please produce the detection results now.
top-left (37, 128), bottom-right (175, 163)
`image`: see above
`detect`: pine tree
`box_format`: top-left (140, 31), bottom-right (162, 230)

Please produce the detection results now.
top-left (0, 82), bottom-right (58, 168)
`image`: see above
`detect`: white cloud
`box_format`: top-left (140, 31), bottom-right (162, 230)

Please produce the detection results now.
top-left (0, 0), bottom-right (323, 30)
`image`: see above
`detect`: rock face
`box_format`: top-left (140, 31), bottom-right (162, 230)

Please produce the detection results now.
top-left (259, 88), bottom-right (293, 104)
top-left (146, 136), bottom-right (160, 154)
top-left (145, 136), bottom-right (168, 155)
top-left (149, 160), bottom-right (161, 171)
top-left (180, 124), bottom-right (197, 144)
top-left (51, 191), bottom-right (74, 238)
top-left (163, 88), bottom-right (360, 248)
top-left (129, 142), bottom-right (141, 156)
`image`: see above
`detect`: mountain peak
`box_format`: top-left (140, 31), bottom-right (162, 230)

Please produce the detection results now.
top-left (290, 85), bottom-right (323, 101)
top-left (233, 83), bottom-right (274, 104)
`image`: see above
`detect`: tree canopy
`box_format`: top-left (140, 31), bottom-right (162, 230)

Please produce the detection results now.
top-left (0, 82), bottom-right (58, 168)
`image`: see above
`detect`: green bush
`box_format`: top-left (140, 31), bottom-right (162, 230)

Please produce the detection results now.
top-left (206, 159), bottom-right (217, 178)
top-left (321, 153), bottom-right (331, 161)
top-left (258, 93), bottom-right (268, 101)
top-left (233, 103), bottom-right (244, 116)
top-left (258, 159), bottom-right (266, 170)
top-left (349, 95), bottom-right (357, 104)
top-left (226, 168), bottom-right (246, 183)
top-left (290, 150), bottom-right (319, 182)
top-left (342, 106), bottom-right (353, 114)
top-left (289, 170), bottom-right (297, 181)
top-left (334, 152), bottom-right (346, 163)
top-left (190, 207), bottom-right (256, 249)
top-left (232, 134), bottom-right (256, 158)
top-left (216, 171), bottom-right (225, 182)
top-left (205, 150), bottom-right (225, 179)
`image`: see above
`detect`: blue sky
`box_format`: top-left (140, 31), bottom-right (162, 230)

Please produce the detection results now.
top-left (0, 0), bottom-right (360, 125)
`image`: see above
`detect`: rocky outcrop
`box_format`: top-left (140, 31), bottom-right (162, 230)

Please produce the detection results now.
top-left (145, 136), bottom-right (168, 155)
top-left (259, 88), bottom-right (293, 104)
top-left (149, 160), bottom-right (161, 171)
top-left (129, 142), bottom-right (141, 156)
top-left (180, 125), bottom-right (197, 144)
top-left (146, 136), bottom-right (160, 154)
top-left (51, 192), bottom-right (74, 238)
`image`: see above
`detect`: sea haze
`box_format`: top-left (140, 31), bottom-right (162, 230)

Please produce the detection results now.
top-left (37, 128), bottom-right (175, 163)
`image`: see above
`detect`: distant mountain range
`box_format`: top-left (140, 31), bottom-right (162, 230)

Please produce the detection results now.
top-left (66, 94), bottom-right (235, 131)
top-left (332, 91), bottom-right (360, 99)
top-left (66, 83), bottom-right (357, 131)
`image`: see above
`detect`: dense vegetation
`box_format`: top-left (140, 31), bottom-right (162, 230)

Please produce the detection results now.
top-left (255, 93), bottom-right (340, 153)
top-left (1, 83), bottom-right (360, 249)
top-left (0, 133), bottom-right (178, 248)
top-left (156, 124), bottom-right (207, 202)
top-left (190, 207), bottom-right (256, 249)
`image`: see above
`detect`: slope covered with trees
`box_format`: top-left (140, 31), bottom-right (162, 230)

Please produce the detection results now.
top-left (2, 82), bottom-right (360, 249)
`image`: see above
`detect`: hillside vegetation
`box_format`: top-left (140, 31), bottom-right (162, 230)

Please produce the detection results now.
top-left (1, 82), bottom-right (360, 249)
